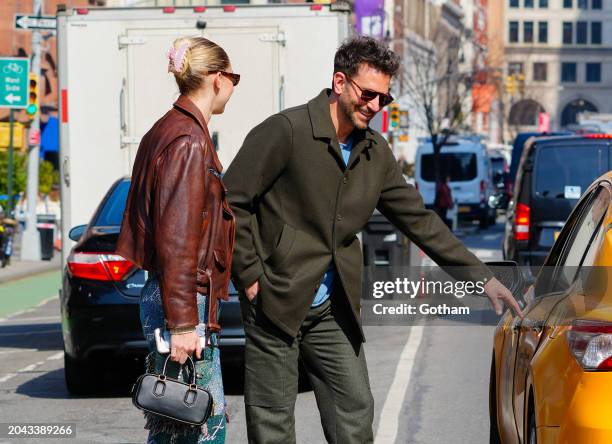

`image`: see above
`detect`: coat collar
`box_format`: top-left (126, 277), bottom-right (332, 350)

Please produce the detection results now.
top-left (172, 94), bottom-right (223, 172)
top-left (307, 89), bottom-right (376, 170)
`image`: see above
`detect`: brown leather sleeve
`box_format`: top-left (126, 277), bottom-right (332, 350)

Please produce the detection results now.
top-left (152, 135), bottom-right (207, 329)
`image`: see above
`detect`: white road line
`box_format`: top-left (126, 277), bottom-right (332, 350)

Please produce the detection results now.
top-left (0, 352), bottom-right (64, 384)
top-left (0, 348), bottom-right (38, 355)
top-left (0, 295), bottom-right (58, 323)
top-left (374, 324), bottom-right (424, 444)
top-left (0, 315), bottom-right (60, 323)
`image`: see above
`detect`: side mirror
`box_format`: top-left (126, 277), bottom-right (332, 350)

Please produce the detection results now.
top-left (68, 225), bottom-right (87, 242)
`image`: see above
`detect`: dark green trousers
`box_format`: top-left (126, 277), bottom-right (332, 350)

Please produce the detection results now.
top-left (239, 287), bottom-right (374, 444)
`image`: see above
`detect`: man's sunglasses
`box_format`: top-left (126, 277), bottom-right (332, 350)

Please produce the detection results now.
top-left (210, 70), bottom-right (241, 86)
top-left (347, 77), bottom-right (394, 107)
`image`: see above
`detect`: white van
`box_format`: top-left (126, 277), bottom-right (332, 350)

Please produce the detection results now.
top-left (415, 136), bottom-right (497, 228)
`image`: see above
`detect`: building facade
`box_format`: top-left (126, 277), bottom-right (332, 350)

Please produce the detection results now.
top-left (504, 0), bottom-right (612, 133)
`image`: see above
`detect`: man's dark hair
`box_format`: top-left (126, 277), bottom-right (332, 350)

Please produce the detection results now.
top-left (334, 36), bottom-right (401, 78)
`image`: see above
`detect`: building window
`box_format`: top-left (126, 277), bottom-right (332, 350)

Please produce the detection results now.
top-left (509, 0), bottom-right (519, 6)
top-left (563, 22), bottom-right (573, 44)
top-left (525, 0), bottom-right (534, 7)
top-left (538, 22), bottom-right (548, 43)
top-left (577, 22), bottom-right (588, 44)
top-left (564, 0), bottom-right (572, 8)
top-left (508, 62), bottom-right (524, 75)
top-left (524, 22), bottom-right (534, 42)
top-left (592, 22), bottom-right (602, 44)
top-left (561, 63), bottom-right (577, 82)
top-left (509, 21), bottom-right (519, 43)
top-left (578, 0), bottom-right (588, 8)
top-left (592, 0), bottom-right (602, 9)
top-left (533, 63), bottom-right (548, 81)
top-left (586, 63), bottom-right (601, 82)
top-left (539, 0), bottom-right (548, 6)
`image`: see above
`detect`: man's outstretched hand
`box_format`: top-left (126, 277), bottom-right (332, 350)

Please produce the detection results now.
top-left (484, 277), bottom-right (523, 317)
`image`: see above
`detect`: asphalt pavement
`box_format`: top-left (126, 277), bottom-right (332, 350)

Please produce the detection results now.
top-left (0, 220), bottom-right (505, 444)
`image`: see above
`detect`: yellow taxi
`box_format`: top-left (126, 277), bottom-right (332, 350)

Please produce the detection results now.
top-left (490, 172), bottom-right (612, 444)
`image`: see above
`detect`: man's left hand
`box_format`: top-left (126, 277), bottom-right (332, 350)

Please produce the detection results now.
top-left (484, 277), bottom-right (523, 317)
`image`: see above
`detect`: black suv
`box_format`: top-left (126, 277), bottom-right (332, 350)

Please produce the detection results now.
top-left (503, 134), bottom-right (612, 266)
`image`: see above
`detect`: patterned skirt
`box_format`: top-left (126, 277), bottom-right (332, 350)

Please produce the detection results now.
top-left (140, 273), bottom-right (226, 444)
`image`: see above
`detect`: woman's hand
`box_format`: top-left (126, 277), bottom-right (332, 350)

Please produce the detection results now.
top-left (246, 280), bottom-right (259, 302)
top-left (170, 331), bottom-right (202, 364)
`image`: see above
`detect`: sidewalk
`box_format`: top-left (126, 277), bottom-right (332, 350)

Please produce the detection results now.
top-left (0, 254), bottom-right (61, 284)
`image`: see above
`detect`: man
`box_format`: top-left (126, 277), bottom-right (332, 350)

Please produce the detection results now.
top-left (223, 37), bottom-right (521, 443)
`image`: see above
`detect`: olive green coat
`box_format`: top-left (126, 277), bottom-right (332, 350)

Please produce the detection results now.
top-left (223, 89), bottom-right (492, 340)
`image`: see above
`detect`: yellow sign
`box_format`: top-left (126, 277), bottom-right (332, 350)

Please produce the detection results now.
top-left (0, 122), bottom-right (25, 150)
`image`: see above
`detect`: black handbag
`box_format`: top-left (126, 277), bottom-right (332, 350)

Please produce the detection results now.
top-left (131, 354), bottom-right (213, 426)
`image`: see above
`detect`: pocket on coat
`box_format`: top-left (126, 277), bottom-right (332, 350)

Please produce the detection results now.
top-left (264, 223), bottom-right (296, 268)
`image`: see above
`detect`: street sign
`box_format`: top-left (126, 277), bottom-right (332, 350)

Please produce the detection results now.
top-left (0, 57), bottom-right (30, 109)
top-left (14, 15), bottom-right (57, 31)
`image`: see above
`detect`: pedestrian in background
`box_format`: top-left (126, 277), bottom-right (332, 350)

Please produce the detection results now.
top-left (435, 175), bottom-right (454, 229)
top-left (117, 36), bottom-right (239, 444)
top-left (224, 36), bottom-right (522, 444)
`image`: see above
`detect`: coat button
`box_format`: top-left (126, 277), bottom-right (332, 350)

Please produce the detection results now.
top-left (343, 177), bottom-right (348, 184)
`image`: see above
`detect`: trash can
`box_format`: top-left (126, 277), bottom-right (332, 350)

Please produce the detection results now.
top-left (37, 215), bottom-right (56, 261)
top-left (361, 210), bottom-right (412, 299)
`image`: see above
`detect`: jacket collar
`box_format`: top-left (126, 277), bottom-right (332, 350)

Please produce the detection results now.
top-left (307, 89), bottom-right (376, 170)
top-left (172, 94), bottom-right (223, 172)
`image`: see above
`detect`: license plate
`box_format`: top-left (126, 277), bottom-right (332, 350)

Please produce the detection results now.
top-left (458, 206), bottom-right (470, 213)
top-left (553, 231), bottom-right (560, 241)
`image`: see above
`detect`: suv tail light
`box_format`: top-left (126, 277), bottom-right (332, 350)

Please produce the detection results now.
top-left (514, 203), bottom-right (530, 241)
top-left (566, 320), bottom-right (612, 371)
top-left (480, 180), bottom-right (486, 202)
top-left (67, 252), bottom-right (135, 281)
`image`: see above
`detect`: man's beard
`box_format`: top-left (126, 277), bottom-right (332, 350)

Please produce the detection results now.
top-left (339, 93), bottom-right (371, 130)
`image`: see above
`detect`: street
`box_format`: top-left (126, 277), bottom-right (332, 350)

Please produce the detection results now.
top-left (0, 221), bottom-right (503, 444)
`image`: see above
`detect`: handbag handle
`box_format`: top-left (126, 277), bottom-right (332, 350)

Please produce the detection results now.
top-left (160, 354), bottom-right (197, 386)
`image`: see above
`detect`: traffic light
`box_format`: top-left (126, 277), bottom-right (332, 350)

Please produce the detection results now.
top-left (504, 75), bottom-right (516, 96)
top-left (517, 73), bottom-right (526, 94)
top-left (26, 74), bottom-right (39, 118)
top-left (389, 103), bottom-right (400, 129)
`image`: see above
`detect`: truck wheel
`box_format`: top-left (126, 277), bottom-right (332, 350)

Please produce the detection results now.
top-left (64, 354), bottom-right (95, 395)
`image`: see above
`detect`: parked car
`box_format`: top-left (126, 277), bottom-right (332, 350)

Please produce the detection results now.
top-left (503, 134), bottom-right (612, 266)
top-left (415, 135), bottom-right (497, 228)
top-left (61, 178), bottom-right (244, 395)
top-left (490, 171), bottom-right (612, 444)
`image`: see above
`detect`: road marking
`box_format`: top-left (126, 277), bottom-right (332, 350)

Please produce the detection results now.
top-left (0, 348), bottom-right (38, 355)
top-left (0, 295), bottom-right (58, 323)
top-left (0, 315), bottom-right (60, 324)
top-left (0, 352), bottom-right (64, 384)
top-left (374, 324), bottom-right (424, 444)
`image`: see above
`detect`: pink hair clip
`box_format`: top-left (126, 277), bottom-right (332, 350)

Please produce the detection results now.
top-left (167, 42), bottom-right (189, 73)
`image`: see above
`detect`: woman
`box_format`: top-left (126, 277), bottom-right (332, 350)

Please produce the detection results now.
top-left (116, 36), bottom-right (238, 443)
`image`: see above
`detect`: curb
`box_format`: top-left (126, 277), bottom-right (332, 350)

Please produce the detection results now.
top-left (0, 259), bottom-right (61, 284)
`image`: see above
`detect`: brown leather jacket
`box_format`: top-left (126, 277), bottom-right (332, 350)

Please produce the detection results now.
top-left (116, 95), bottom-right (235, 332)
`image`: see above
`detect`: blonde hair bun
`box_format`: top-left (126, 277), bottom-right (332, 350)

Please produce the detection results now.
top-left (168, 36), bottom-right (230, 96)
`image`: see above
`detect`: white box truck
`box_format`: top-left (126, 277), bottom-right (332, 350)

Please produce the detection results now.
top-left (56, 3), bottom-right (351, 263)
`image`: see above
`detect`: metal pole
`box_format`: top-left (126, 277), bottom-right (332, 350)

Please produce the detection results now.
top-left (21, 0), bottom-right (42, 260)
top-left (7, 109), bottom-right (14, 217)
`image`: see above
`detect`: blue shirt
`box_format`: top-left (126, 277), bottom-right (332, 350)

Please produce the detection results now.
top-left (311, 135), bottom-right (354, 307)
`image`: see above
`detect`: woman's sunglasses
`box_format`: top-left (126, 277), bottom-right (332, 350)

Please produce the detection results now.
top-left (347, 77), bottom-right (394, 107)
top-left (210, 70), bottom-right (241, 86)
